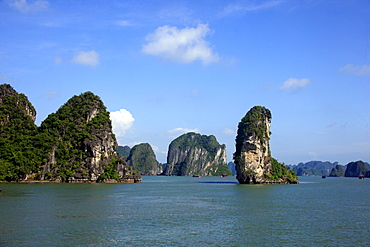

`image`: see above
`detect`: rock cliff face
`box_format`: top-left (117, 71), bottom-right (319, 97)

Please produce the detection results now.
top-left (126, 143), bottom-right (162, 175)
top-left (234, 106), bottom-right (298, 184)
top-left (344, 161), bottom-right (369, 177)
top-left (165, 132), bottom-right (230, 176)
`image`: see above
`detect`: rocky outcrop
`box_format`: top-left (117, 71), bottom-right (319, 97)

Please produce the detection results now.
top-left (39, 92), bottom-right (141, 183)
top-left (234, 106), bottom-right (298, 184)
top-left (344, 161), bottom-right (369, 177)
top-left (126, 143), bottom-right (162, 175)
top-left (329, 164), bottom-right (345, 177)
top-left (0, 84), bottom-right (36, 125)
top-left (165, 132), bottom-right (231, 176)
top-left (0, 84), bottom-right (141, 183)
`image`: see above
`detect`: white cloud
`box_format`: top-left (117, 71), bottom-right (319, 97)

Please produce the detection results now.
top-left (223, 128), bottom-right (235, 135)
top-left (221, 0), bottom-right (284, 16)
top-left (10, 0), bottom-right (49, 13)
top-left (110, 109), bottom-right (135, 137)
top-left (142, 24), bottom-right (219, 65)
top-left (116, 20), bottom-right (133, 27)
top-left (168, 127), bottom-right (200, 134)
top-left (72, 50), bottom-right (100, 67)
top-left (340, 64), bottom-right (370, 76)
top-left (280, 78), bottom-right (310, 91)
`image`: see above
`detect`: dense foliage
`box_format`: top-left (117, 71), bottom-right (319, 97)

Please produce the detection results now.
top-left (0, 85), bottom-right (40, 180)
top-left (126, 143), bottom-right (161, 175)
top-left (266, 158), bottom-right (298, 181)
top-left (36, 92), bottom-right (116, 179)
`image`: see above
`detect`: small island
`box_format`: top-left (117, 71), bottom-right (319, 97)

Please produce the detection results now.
top-left (234, 106), bottom-right (298, 184)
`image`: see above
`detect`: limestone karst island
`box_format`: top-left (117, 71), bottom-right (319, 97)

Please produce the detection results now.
top-left (234, 106), bottom-right (298, 184)
top-left (0, 83), bottom-right (298, 184)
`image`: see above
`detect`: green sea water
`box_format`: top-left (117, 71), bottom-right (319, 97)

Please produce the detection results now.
top-left (0, 176), bottom-right (369, 246)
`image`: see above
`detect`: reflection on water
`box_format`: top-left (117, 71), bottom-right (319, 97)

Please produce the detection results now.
top-left (0, 176), bottom-right (369, 246)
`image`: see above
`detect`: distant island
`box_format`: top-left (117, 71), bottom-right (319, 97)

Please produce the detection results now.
top-left (164, 132), bottom-right (233, 176)
top-left (126, 143), bottom-right (163, 175)
top-left (0, 84), bottom-right (141, 183)
top-left (289, 160), bottom-right (370, 178)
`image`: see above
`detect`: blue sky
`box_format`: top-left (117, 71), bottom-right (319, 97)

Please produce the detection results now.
top-left (1, 0), bottom-right (369, 165)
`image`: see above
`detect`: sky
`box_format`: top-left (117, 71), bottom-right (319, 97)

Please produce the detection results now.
top-left (1, 0), bottom-right (369, 165)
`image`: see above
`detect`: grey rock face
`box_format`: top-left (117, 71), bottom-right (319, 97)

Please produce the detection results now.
top-left (165, 132), bottom-right (228, 176)
top-left (234, 106), bottom-right (272, 184)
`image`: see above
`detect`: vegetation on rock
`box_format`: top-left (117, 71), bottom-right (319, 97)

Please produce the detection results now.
top-left (329, 164), bottom-right (345, 177)
top-left (126, 143), bottom-right (162, 175)
top-left (117, 145), bottom-right (131, 158)
top-left (0, 84), bottom-right (141, 183)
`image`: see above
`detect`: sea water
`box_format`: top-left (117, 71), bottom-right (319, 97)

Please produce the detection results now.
top-left (0, 176), bottom-right (369, 246)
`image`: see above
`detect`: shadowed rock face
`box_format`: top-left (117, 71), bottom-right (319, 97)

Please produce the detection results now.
top-left (165, 132), bottom-right (228, 176)
top-left (234, 106), bottom-right (272, 184)
top-left (127, 143), bottom-right (162, 175)
top-left (344, 161), bottom-right (368, 177)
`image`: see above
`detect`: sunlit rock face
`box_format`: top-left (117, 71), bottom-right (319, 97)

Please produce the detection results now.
top-left (234, 106), bottom-right (272, 184)
top-left (165, 132), bottom-right (228, 176)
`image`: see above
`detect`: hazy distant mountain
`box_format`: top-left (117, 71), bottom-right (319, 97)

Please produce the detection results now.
top-left (117, 145), bottom-right (131, 158)
top-left (290, 161), bottom-right (339, 176)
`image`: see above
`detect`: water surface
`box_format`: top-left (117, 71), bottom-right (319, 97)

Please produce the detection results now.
top-left (1, 176), bottom-right (369, 246)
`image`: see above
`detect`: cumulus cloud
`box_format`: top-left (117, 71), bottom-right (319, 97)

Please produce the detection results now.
top-left (168, 127), bottom-right (200, 134)
top-left (340, 64), bottom-right (370, 76)
top-left (10, 0), bottom-right (49, 13)
top-left (280, 78), bottom-right (310, 91)
top-left (72, 50), bottom-right (100, 67)
top-left (142, 24), bottom-right (219, 65)
top-left (221, 0), bottom-right (284, 16)
top-left (110, 109), bottom-right (135, 137)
